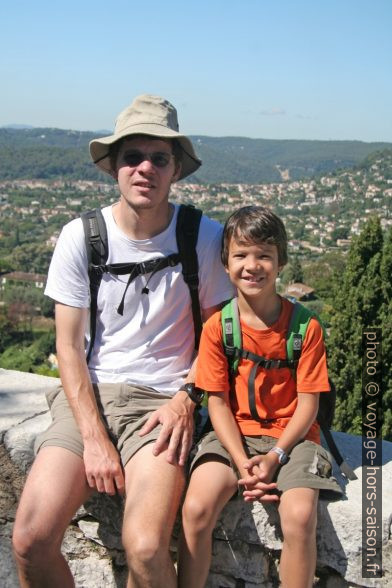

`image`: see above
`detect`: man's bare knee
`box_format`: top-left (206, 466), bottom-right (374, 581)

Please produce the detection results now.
top-left (12, 520), bottom-right (62, 565)
top-left (123, 529), bottom-right (167, 571)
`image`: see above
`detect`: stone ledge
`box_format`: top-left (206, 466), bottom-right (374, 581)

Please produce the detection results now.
top-left (1, 370), bottom-right (391, 587)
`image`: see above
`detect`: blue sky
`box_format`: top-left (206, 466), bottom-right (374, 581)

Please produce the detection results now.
top-left (1, 0), bottom-right (391, 142)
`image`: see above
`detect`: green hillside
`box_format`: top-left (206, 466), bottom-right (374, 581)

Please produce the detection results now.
top-left (0, 127), bottom-right (391, 184)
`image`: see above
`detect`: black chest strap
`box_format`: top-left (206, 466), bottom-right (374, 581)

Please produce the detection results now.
top-left (223, 344), bottom-right (298, 423)
top-left (82, 204), bottom-right (203, 363)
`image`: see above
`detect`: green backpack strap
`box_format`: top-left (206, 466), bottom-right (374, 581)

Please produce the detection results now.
top-left (286, 301), bottom-right (357, 480)
top-left (286, 302), bottom-right (321, 364)
top-left (221, 298), bottom-right (242, 373)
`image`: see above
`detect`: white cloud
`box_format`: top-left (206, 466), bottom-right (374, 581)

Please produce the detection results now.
top-left (259, 107), bottom-right (286, 116)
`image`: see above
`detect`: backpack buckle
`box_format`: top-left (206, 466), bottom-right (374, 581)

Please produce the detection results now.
top-left (168, 256), bottom-right (178, 267)
top-left (292, 333), bottom-right (303, 352)
top-left (225, 345), bottom-right (236, 358)
top-left (138, 261), bottom-right (149, 275)
top-left (90, 264), bottom-right (106, 276)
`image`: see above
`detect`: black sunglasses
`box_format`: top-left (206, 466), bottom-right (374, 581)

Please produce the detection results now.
top-left (122, 150), bottom-right (173, 168)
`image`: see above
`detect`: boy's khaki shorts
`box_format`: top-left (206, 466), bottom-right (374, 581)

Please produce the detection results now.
top-left (190, 430), bottom-right (343, 499)
top-left (35, 383), bottom-right (173, 467)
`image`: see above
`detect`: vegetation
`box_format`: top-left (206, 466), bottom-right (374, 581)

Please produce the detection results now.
top-left (1, 127), bottom-right (391, 184)
top-left (0, 139), bottom-right (391, 440)
top-left (0, 284), bottom-right (57, 376)
top-left (327, 218), bottom-right (391, 440)
top-left (281, 256), bottom-right (304, 284)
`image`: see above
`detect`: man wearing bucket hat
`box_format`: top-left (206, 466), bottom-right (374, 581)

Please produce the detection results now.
top-left (13, 95), bottom-right (234, 587)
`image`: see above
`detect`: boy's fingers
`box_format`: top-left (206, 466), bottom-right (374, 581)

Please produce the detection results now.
top-left (238, 474), bottom-right (259, 486)
top-left (243, 455), bottom-right (264, 469)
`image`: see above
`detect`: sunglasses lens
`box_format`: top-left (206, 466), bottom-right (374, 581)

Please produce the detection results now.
top-left (124, 153), bottom-right (144, 166)
top-left (123, 151), bottom-right (172, 168)
top-left (151, 153), bottom-right (171, 167)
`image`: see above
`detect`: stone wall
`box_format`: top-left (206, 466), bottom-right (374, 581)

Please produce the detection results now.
top-left (1, 369), bottom-right (391, 587)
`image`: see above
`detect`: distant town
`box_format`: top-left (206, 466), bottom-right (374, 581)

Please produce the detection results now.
top-left (0, 149), bottom-right (391, 393)
top-left (0, 150), bottom-right (391, 270)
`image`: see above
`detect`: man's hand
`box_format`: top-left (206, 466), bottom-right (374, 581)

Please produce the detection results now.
top-left (139, 391), bottom-right (195, 466)
top-left (238, 453), bottom-right (280, 503)
top-left (83, 435), bottom-right (125, 496)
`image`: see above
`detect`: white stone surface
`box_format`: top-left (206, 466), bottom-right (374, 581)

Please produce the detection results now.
top-left (0, 523), bottom-right (19, 588)
top-left (1, 369), bottom-right (391, 587)
top-left (0, 368), bottom-right (59, 435)
top-left (4, 411), bottom-right (51, 472)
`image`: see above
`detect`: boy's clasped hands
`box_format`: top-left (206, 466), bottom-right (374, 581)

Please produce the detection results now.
top-left (238, 453), bottom-right (281, 503)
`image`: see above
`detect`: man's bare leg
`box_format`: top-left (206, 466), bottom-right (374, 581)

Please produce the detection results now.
top-left (12, 447), bottom-right (92, 588)
top-left (278, 488), bottom-right (319, 588)
top-left (122, 443), bottom-right (185, 588)
top-left (178, 458), bottom-right (238, 588)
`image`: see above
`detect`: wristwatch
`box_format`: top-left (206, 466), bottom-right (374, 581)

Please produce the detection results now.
top-left (268, 446), bottom-right (289, 465)
top-left (180, 383), bottom-right (205, 405)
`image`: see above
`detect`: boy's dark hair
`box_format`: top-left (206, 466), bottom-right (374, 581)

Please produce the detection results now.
top-left (109, 136), bottom-right (183, 174)
top-left (221, 205), bottom-right (288, 267)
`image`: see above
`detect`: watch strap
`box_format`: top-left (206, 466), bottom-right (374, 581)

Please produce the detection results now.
top-left (180, 383), bottom-right (204, 405)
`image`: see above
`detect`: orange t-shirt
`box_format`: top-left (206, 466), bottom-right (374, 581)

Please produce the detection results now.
top-left (195, 297), bottom-right (330, 443)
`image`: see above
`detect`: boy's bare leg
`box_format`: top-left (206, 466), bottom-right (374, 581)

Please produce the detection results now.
top-left (12, 446), bottom-right (92, 588)
top-left (178, 458), bottom-right (238, 588)
top-left (278, 487), bottom-right (319, 588)
top-left (122, 443), bottom-right (186, 588)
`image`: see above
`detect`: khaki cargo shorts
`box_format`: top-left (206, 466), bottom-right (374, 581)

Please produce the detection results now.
top-left (34, 383), bottom-right (173, 467)
top-left (190, 430), bottom-right (343, 499)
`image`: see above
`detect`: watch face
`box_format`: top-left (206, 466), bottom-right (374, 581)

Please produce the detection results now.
top-left (194, 389), bottom-right (204, 402)
top-left (270, 447), bottom-right (288, 465)
top-left (183, 384), bottom-right (204, 404)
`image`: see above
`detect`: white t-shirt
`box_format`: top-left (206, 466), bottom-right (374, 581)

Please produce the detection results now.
top-left (45, 204), bottom-right (234, 394)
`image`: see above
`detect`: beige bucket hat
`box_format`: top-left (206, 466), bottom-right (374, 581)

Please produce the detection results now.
top-left (89, 94), bottom-right (202, 180)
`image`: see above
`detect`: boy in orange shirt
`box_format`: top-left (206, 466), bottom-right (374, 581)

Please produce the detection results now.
top-left (178, 206), bottom-right (341, 588)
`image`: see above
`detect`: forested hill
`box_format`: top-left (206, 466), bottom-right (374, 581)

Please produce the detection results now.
top-left (0, 127), bottom-right (391, 184)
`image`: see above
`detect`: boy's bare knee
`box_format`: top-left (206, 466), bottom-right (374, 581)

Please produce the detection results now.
top-left (280, 502), bottom-right (317, 542)
top-left (182, 494), bottom-right (215, 532)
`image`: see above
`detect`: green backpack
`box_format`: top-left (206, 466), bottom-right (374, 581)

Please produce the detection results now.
top-left (220, 298), bottom-right (357, 481)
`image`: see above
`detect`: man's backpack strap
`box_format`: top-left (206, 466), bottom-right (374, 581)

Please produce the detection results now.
top-left (176, 204), bottom-right (203, 350)
top-left (81, 209), bottom-right (109, 364)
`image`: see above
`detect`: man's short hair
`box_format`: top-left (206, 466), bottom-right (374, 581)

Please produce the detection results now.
top-left (109, 136), bottom-right (183, 175)
top-left (221, 205), bottom-right (288, 267)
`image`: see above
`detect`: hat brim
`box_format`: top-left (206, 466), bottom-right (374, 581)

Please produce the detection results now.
top-left (89, 123), bottom-right (201, 180)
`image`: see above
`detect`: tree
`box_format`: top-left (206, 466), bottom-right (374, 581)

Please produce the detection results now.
top-left (379, 227), bottom-right (392, 438)
top-left (327, 216), bottom-right (390, 438)
top-left (283, 255), bottom-right (304, 284)
top-left (302, 251), bottom-right (346, 306)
